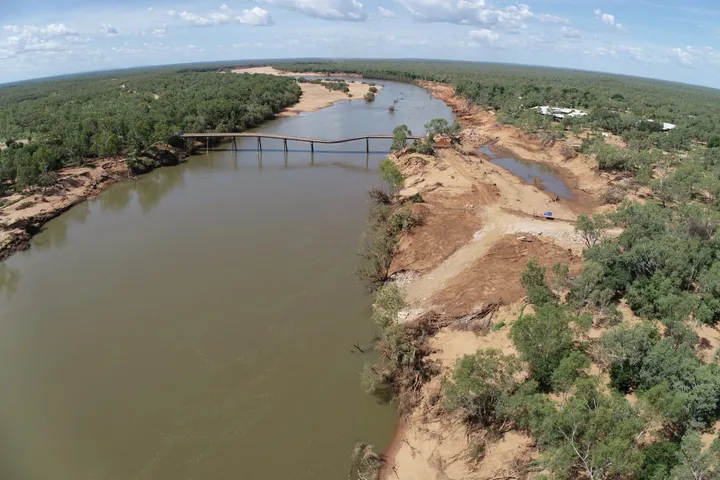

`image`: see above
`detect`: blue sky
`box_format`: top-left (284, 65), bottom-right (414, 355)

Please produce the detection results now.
top-left (2, 0), bottom-right (720, 87)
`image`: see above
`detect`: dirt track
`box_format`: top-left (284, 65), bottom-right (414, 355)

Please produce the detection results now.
top-left (382, 83), bottom-right (614, 480)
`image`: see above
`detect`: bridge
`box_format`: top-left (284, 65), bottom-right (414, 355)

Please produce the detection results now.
top-left (181, 132), bottom-right (422, 153)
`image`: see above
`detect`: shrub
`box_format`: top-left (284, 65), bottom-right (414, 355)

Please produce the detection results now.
top-left (368, 185), bottom-right (392, 205)
top-left (126, 155), bottom-right (159, 175)
top-left (388, 207), bottom-right (424, 235)
top-left (349, 443), bottom-right (384, 480)
top-left (379, 158), bottom-right (405, 191)
top-left (408, 193), bottom-right (424, 203)
top-left (560, 144), bottom-right (577, 160)
top-left (364, 92), bottom-right (375, 102)
top-left (369, 86), bottom-right (378, 93)
top-left (406, 137), bottom-right (434, 155)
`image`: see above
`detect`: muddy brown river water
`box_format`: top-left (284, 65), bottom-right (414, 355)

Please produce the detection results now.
top-left (0, 80), bottom-right (453, 480)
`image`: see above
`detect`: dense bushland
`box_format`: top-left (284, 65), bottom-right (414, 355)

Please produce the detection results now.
top-left (0, 70), bottom-right (301, 190)
top-left (441, 258), bottom-right (720, 479)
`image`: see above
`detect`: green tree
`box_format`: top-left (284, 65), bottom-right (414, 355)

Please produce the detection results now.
top-left (576, 213), bottom-right (608, 248)
top-left (520, 259), bottom-right (556, 305)
top-left (391, 125), bottom-right (411, 151)
top-left (443, 349), bottom-right (521, 426)
top-left (639, 441), bottom-right (680, 480)
top-left (669, 431), bottom-right (720, 480)
top-left (378, 158), bottom-right (405, 191)
top-left (601, 322), bottom-right (660, 392)
top-left (424, 118), bottom-right (461, 137)
top-left (510, 304), bottom-right (574, 390)
top-left (539, 378), bottom-right (644, 480)
top-left (551, 351), bottom-right (590, 393)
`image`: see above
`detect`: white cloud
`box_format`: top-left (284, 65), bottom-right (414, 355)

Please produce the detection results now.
top-left (260, 0), bottom-right (367, 21)
top-left (671, 48), bottom-right (694, 66)
top-left (586, 44), bottom-right (651, 63)
top-left (378, 6), bottom-right (396, 19)
top-left (396, 1), bottom-right (568, 29)
top-left (669, 46), bottom-right (720, 67)
top-left (0, 24), bottom-right (85, 60)
top-left (469, 28), bottom-right (499, 43)
top-left (237, 7), bottom-right (274, 25)
top-left (169, 5), bottom-right (273, 26)
top-left (561, 26), bottom-right (581, 39)
top-left (100, 24), bottom-right (119, 36)
top-left (593, 8), bottom-right (627, 32)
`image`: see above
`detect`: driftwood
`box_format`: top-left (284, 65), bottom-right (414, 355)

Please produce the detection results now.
top-left (451, 302), bottom-right (502, 334)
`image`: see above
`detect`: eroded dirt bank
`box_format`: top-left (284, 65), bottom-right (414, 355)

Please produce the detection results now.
top-left (0, 144), bottom-right (194, 261)
top-left (378, 83), bottom-right (618, 479)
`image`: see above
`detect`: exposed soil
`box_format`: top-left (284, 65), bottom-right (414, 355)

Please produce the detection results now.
top-left (379, 81), bottom-right (617, 480)
top-left (232, 66), bottom-right (382, 116)
top-left (431, 235), bottom-right (581, 318)
top-left (390, 193), bottom-right (483, 275)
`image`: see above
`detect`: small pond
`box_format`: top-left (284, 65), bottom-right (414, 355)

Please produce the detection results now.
top-left (478, 145), bottom-right (574, 199)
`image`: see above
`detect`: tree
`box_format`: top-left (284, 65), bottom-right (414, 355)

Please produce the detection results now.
top-left (520, 259), bottom-right (556, 305)
top-left (510, 304), bottom-right (574, 391)
top-left (378, 158), bottom-right (405, 191)
top-left (391, 125), bottom-right (411, 151)
top-left (640, 442), bottom-right (680, 480)
top-left (443, 349), bottom-right (521, 426)
top-left (601, 322), bottom-right (660, 392)
top-left (539, 378), bottom-right (644, 480)
top-left (669, 431), bottom-right (720, 480)
top-left (576, 213), bottom-right (608, 248)
top-left (424, 118), bottom-right (461, 137)
top-left (551, 351), bottom-right (590, 393)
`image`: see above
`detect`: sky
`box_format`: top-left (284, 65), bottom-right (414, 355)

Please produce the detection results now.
top-left (2, 0), bottom-right (720, 87)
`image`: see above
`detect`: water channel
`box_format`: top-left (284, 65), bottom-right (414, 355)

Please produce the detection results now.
top-left (0, 80), bottom-right (453, 480)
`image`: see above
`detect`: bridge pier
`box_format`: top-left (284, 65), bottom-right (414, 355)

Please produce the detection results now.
top-left (366, 138), bottom-right (369, 154)
top-left (257, 137), bottom-right (262, 152)
top-left (284, 139), bottom-right (288, 153)
top-left (231, 138), bottom-right (237, 151)
top-left (206, 137), bottom-right (209, 153)
top-left (311, 142), bottom-right (314, 154)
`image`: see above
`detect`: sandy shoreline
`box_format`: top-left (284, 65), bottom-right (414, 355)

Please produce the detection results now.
top-left (232, 66), bottom-right (383, 117)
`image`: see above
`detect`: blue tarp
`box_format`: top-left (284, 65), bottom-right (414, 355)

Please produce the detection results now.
top-left (544, 211), bottom-right (553, 217)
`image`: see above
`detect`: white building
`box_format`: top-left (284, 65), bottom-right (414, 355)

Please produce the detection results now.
top-left (534, 106), bottom-right (588, 119)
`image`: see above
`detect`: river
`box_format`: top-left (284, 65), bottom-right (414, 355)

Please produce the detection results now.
top-left (0, 80), bottom-right (453, 480)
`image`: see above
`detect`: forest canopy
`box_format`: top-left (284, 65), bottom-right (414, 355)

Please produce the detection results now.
top-left (0, 70), bottom-right (301, 189)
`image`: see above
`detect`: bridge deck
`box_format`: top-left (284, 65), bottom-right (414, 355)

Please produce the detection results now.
top-left (181, 133), bottom-right (422, 144)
